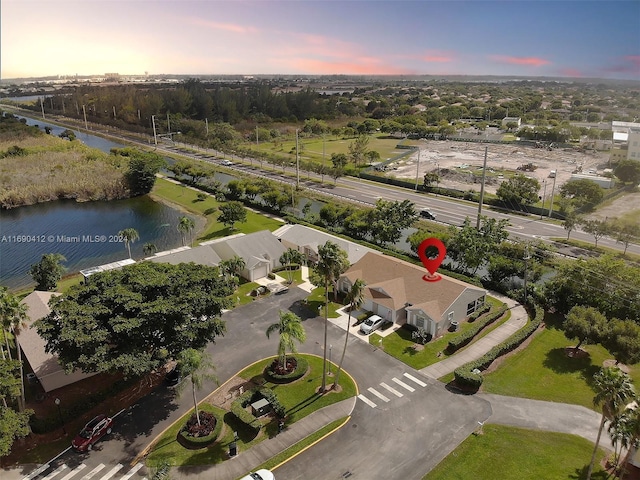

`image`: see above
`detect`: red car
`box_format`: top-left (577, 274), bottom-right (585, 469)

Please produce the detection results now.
top-left (72, 414), bottom-right (114, 452)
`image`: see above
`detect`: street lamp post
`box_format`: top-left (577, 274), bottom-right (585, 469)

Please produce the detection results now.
top-left (328, 344), bottom-right (332, 375)
top-left (54, 398), bottom-right (66, 435)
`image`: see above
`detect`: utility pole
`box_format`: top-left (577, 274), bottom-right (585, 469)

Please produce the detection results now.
top-left (295, 129), bottom-right (300, 189)
top-left (205, 118), bottom-right (209, 136)
top-left (151, 115), bottom-right (158, 145)
top-left (82, 105), bottom-right (88, 130)
top-left (113, 106), bottom-right (117, 119)
top-left (540, 180), bottom-right (547, 219)
top-left (40, 97), bottom-right (45, 119)
top-left (61, 98), bottom-right (65, 114)
top-left (256, 125), bottom-right (259, 145)
top-left (414, 147), bottom-right (421, 191)
top-left (523, 245), bottom-right (530, 306)
top-left (476, 147), bottom-right (488, 230)
top-left (548, 173), bottom-right (557, 218)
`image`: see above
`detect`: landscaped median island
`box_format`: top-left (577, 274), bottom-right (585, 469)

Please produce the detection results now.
top-left (145, 354), bottom-right (356, 468)
top-left (370, 296), bottom-right (510, 370)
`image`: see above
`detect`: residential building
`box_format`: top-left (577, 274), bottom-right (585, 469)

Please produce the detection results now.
top-left (610, 121), bottom-right (640, 163)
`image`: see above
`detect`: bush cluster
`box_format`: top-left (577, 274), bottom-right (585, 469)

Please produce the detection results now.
top-left (446, 303), bottom-right (508, 354)
top-left (467, 303), bottom-right (491, 322)
top-left (264, 356), bottom-right (309, 383)
top-left (230, 386), bottom-right (286, 432)
top-left (177, 404), bottom-right (223, 448)
top-left (453, 305), bottom-right (543, 390)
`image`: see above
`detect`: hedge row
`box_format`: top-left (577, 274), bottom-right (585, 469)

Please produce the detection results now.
top-left (446, 303), bottom-right (508, 354)
top-left (453, 305), bottom-right (543, 390)
top-left (467, 303), bottom-right (491, 322)
top-left (177, 403), bottom-right (223, 448)
top-left (264, 356), bottom-right (309, 383)
top-left (230, 386), bottom-right (286, 432)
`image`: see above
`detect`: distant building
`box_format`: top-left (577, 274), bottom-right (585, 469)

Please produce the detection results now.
top-left (502, 117), bottom-right (521, 129)
top-left (610, 121), bottom-right (640, 163)
top-left (570, 174), bottom-right (616, 189)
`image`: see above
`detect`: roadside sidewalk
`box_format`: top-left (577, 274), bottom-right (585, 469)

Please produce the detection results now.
top-left (169, 397), bottom-right (356, 480)
top-left (420, 293), bottom-right (528, 379)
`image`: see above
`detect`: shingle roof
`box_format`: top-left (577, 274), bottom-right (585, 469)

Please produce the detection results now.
top-left (147, 244), bottom-right (221, 266)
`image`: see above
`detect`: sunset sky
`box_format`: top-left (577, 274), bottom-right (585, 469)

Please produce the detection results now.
top-left (2, 0), bottom-right (639, 80)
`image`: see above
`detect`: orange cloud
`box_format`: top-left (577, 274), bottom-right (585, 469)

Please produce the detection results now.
top-left (490, 55), bottom-right (551, 66)
top-left (284, 58), bottom-right (413, 75)
top-left (420, 50), bottom-right (454, 63)
top-left (190, 18), bottom-right (259, 34)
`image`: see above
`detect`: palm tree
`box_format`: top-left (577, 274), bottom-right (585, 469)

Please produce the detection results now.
top-left (220, 255), bottom-right (246, 280)
top-left (177, 216), bottom-right (195, 247)
top-left (316, 241), bottom-right (350, 392)
top-left (279, 248), bottom-right (304, 284)
top-left (333, 278), bottom-right (365, 390)
top-left (587, 367), bottom-right (635, 480)
top-left (613, 402), bottom-right (640, 479)
top-left (0, 287), bottom-right (29, 410)
top-left (265, 311), bottom-right (306, 370)
top-left (118, 228), bottom-right (139, 259)
top-left (176, 348), bottom-right (217, 426)
top-left (143, 243), bottom-right (158, 256)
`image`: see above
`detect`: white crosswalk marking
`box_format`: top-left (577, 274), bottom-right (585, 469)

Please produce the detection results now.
top-left (392, 377), bottom-right (415, 392)
top-left (358, 394), bottom-right (377, 408)
top-left (81, 464), bottom-right (105, 480)
top-left (367, 387), bottom-right (390, 402)
top-left (43, 465), bottom-right (67, 480)
top-left (380, 382), bottom-right (403, 397)
top-left (60, 464), bottom-right (87, 480)
top-left (100, 464), bottom-right (123, 480)
top-left (23, 464), bottom-right (50, 480)
top-left (120, 463), bottom-right (144, 480)
top-left (403, 372), bottom-right (427, 387)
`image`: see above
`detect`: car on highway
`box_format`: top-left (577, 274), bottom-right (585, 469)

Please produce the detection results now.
top-left (420, 209), bottom-right (437, 220)
top-left (360, 314), bottom-right (384, 335)
top-left (240, 469), bottom-right (275, 480)
top-left (220, 160), bottom-right (233, 166)
top-left (72, 414), bottom-right (114, 452)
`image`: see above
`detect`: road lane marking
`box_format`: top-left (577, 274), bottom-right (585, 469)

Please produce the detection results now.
top-left (42, 465), bottom-right (67, 480)
top-left (380, 382), bottom-right (403, 397)
top-left (60, 464), bottom-right (86, 480)
top-left (81, 464), bottom-right (105, 480)
top-left (120, 463), bottom-right (144, 480)
top-left (403, 372), bottom-right (427, 387)
top-left (100, 464), bottom-right (123, 480)
top-left (367, 387), bottom-right (390, 402)
top-left (23, 464), bottom-right (50, 480)
top-left (392, 377), bottom-right (415, 392)
top-left (357, 394), bottom-right (377, 408)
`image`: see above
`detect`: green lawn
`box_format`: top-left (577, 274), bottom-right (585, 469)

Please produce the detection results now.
top-left (372, 297), bottom-right (510, 370)
top-left (146, 354), bottom-right (356, 467)
top-left (306, 287), bottom-right (342, 318)
top-left (150, 177), bottom-right (283, 242)
top-left (424, 424), bottom-right (609, 480)
top-left (482, 312), bottom-right (640, 409)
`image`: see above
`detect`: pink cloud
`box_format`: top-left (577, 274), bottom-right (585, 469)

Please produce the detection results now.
top-left (490, 55), bottom-right (551, 67)
top-left (559, 68), bottom-right (583, 77)
top-left (283, 58), bottom-right (413, 75)
top-left (190, 19), bottom-right (259, 34)
top-left (420, 50), bottom-right (455, 63)
top-left (602, 55), bottom-right (640, 74)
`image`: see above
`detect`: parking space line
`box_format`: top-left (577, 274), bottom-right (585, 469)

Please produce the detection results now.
top-left (357, 394), bottom-right (377, 408)
top-left (380, 382), bottom-right (403, 397)
top-left (100, 464), bottom-right (123, 480)
top-left (42, 465), bottom-right (67, 480)
top-left (81, 465), bottom-right (105, 480)
top-left (120, 464), bottom-right (144, 480)
top-left (403, 373), bottom-right (427, 387)
top-left (61, 464), bottom-right (86, 480)
top-left (367, 387), bottom-right (390, 402)
top-left (392, 377), bottom-right (415, 392)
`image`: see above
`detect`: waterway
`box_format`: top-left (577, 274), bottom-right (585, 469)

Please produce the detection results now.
top-left (0, 196), bottom-right (190, 290)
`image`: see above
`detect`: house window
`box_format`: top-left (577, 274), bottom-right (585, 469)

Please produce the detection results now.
top-left (416, 317), bottom-right (425, 329)
top-left (467, 301), bottom-right (476, 315)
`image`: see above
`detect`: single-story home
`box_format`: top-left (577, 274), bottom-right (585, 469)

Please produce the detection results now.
top-left (502, 116), bottom-right (522, 129)
top-left (148, 244), bottom-right (222, 266)
top-left (18, 291), bottom-right (98, 393)
top-left (338, 252), bottom-right (487, 338)
top-left (273, 224), bottom-right (380, 265)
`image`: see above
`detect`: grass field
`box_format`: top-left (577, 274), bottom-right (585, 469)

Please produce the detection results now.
top-left (481, 312), bottom-right (640, 409)
top-left (424, 424), bottom-right (609, 480)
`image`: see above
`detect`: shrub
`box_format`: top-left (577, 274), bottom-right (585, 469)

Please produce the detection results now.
top-left (453, 305), bottom-right (543, 390)
top-left (411, 328), bottom-right (431, 345)
top-left (446, 304), bottom-right (508, 354)
top-left (230, 386), bottom-right (286, 430)
top-left (467, 303), bottom-right (490, 322)
top-left (264, 356), bottom-right (309, 383)
top-left (177, 404), bottom-right (223, 448)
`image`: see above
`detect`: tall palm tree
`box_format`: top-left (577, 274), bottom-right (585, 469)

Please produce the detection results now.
top-left (265, 310), bottom-right (306, 370)
top-left (614, 402), bottom-right (640, 479)
top-left (0, 287), bottom-right (29, 410)
top-left (177, 216), bottom-right (195, 247)
top-left (176, 348), bottom-right (217, 426)
top-left (316, 241), bottom-right (349, 392)
top-left (333, 278), bottom-right (365, 390)
top-left (118, 228), bottom-right (139, 259)
top-left (587, 367), bottom-right (635, 480)
top-left (279, 248), bottom-right (304, 284)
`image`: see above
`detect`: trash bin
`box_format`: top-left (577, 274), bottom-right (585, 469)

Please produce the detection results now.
top-left (229, 441), bottom-right (237, 457)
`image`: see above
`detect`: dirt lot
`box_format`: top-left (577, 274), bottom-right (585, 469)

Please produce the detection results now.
top-left (391, 139), bottom-right (609, 196)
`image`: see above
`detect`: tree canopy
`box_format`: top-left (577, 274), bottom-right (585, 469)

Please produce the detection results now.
top-left (496, 174), bottom-right (540, 206)
top-left (36, 262), bottom-right (233, 377)
top-left (29, 253), bottom-right (66, 291)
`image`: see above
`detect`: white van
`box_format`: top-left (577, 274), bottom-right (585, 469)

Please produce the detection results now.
top-left (549, 170), bottom-right (556, 178)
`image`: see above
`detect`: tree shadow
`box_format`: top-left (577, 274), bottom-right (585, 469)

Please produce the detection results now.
top-left (403, 346), bottom-right (418, 356)
top-left (289, 299), bottom-right (319, 321)
top-left (542, 347), bottom-right (600, 385)
top-left (568, 464), bottom-right (610, 479)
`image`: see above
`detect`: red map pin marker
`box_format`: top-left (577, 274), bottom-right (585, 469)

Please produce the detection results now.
top-left (417, 237), bottom-right (446, 282)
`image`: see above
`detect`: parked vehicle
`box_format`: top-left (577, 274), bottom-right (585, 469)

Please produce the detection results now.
top-left (360, 314), bottom-right (384, 335)
top-left (420, 209), bottom-right (436, 220)
top-left (240, 469), bottom-right (275, 480)
top-left (71, 414), bottom-right (114, 452)
top-left (165, 365), bottom-right (182, 387)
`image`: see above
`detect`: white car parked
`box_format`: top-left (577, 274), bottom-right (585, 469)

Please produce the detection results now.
top-left (360, 314), bottom-right (384, 335)
top-left (240, 469), bottom-right (275, 480)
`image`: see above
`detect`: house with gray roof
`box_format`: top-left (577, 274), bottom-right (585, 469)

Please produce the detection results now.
top-left (18, 291), bottom-right (98, 392)
top-left (147, 244), bottom-right (222, 267)
top-left (338, 252), bottom-right (486, 338)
